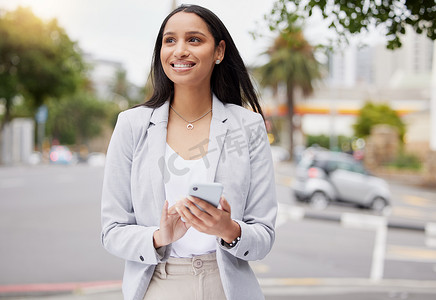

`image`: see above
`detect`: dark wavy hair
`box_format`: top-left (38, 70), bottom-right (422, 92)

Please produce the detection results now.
top-left (142, 4), bottom-right (263, 117)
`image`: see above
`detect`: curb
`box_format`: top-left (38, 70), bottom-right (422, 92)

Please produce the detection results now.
top-left (0, 281), bottom-right (122, 298)
top-left (274, 163), bottom-right (435, 234)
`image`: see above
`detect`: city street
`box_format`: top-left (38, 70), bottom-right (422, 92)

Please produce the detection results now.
top-left (1, 163), bottom-right (436, 299)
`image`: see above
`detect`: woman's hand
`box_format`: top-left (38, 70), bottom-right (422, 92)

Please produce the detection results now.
top-left (153, 200), bottom-right (191, 248)
top-left (175, 196), bottom-right (241, 243)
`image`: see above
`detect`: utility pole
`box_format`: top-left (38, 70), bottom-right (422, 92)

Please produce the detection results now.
top-left (430, 40), bottom-right (436, 152)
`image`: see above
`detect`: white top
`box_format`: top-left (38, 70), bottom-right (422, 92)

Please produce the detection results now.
top-left (164, 143), bottom-right (217, 258)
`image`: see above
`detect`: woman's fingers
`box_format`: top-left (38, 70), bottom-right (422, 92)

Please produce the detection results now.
top-left (161, 200), bottom-right (169, 222)
top-left (219, 196), bottom-right (231, 213)
top-left (167, 204), bottom-right (179, 216)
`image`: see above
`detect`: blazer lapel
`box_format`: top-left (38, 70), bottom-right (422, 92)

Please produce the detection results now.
top-left (147, 101), bottom-right (169, 206)
top-left (207, 95), bottom-right (229, 182)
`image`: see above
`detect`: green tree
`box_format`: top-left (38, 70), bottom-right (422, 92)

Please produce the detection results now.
top-left (0, 7), bottom-right (85, 128)
top-left (266, 0), bottom-right (436, 49)
top-left (46, 93), bottom-right (119, 146)
top-left (353, 102), bottom-right (406, 141)
top-left (257, 25), bottom-right (321, 156)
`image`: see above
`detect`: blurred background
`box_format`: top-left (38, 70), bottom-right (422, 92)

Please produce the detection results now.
top-left (1, 0), bottom-right (436, 299)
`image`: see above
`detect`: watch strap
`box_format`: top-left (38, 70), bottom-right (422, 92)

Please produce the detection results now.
top-left (221, 236), bottom-right (240, 249)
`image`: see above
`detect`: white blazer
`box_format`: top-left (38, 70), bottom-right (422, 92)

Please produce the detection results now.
top-left (101, 95), bottom-right (277, 300)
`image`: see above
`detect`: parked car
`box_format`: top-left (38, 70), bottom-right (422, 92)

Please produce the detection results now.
top-left (292, 151), bottom-right (390, 212)
top-left (49, 145), bottom-right (73, 165)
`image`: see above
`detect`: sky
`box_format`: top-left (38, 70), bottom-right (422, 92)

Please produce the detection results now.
top-left (0, 0), bottom-right (284, 86)
top-left (0, 0), bottom-right (387, 87)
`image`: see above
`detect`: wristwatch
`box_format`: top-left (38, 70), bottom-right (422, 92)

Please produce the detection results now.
top-left (221, 236), bottom-right (241, 248)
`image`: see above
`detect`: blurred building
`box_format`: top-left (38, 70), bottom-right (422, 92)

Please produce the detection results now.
top-left (85, 54), bottom-right (144, 105)
top-left (1, 118), bottom-right (34, 165)
top-left (84, 54), bottom-right (124, 100)
top-left (264, 26), bottom-right (433, 159)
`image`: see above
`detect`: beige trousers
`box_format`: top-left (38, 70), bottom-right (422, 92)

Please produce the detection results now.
top-left (143, 252), bottom-right (226, 300)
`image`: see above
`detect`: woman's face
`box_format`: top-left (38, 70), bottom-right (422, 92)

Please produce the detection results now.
top-left (160, 12), bottom-right (225, 88)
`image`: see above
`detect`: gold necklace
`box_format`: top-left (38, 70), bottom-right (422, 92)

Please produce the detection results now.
top-left (170, 105), bottom-right (212, 130)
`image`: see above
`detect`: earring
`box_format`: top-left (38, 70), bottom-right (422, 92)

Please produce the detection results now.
top-left (215, 59), bottom-right (221, 64)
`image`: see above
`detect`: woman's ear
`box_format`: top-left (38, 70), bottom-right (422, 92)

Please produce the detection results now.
top-left (216, 40), bottom-right (226, 62)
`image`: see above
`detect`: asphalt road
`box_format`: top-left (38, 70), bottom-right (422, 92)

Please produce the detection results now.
top-left (0, 165), bottom-right (124, 285)
top-left (1, 163), bottom-right (436, 299)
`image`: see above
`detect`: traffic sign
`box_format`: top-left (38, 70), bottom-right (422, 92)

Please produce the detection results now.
top-left (35, 105), bottom-right (48, 124)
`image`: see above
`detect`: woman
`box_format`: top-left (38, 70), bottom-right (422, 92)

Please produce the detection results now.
top-left (101, 4), bottom-right (277, 300)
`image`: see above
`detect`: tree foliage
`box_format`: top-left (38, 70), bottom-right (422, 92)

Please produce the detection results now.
top-left (46, 93), bottom-right (119, 146)
top-left (256, 25), bottom-right (321, 155)
top-left (267, 0), bottom-right (436, 49)
top-left (353, 102), bottom-right (406, 141)
top-left (258, 28), bottom-right (321, 95)
top-left (0, 7), bottom-right (85, 126)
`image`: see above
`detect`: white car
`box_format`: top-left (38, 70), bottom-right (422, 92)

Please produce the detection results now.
top-left (292, 151), bottom-right (391, 212)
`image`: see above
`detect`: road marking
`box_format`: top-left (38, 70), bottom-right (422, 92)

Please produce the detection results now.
top-left (0, 280), bottom-right (122, 294)
top-left (402, 195), bottom-right (435, 208)
top-left (386, 245), bottom-right (436, 263)
top-left (426, 237), bottom-right (436, 248)
top-left (250, 262), bottom-right (270, 274)
top-left (260, 278), bottom-right (323, 286)
top-left (371, 224), bottom-right (387, 281)
top-left (276, 203), bottom-right (305, 228)
top-left (259, 277), bottom-right (436, 288)
top-left (391, 206), bottom-right (433, 220)
top-left (426, 223), bottom-right (436, 236)
top-left (259, 278), bottom-right (436, 295)
top-left (341, 213), bottom-right (387, 282)
top-left (275, 174), bottom-right (293, 187)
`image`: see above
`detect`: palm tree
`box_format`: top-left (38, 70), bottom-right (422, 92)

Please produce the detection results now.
top-left (257, 26), bottom-right (321, 158)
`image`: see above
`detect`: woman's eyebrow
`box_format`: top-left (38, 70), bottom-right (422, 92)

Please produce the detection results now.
top-left (163, 31), bottom-right (207, 37)
top-left (185, 31), bottom-right (207, 37)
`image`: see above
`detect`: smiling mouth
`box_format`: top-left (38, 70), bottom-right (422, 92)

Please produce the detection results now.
top-left (171, 63), bottom-right (195, 69)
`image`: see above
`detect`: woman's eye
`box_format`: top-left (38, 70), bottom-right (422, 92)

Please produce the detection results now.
top-left (164, 37), bottom-right (176, 43)
top-left (188, 37), bottom-right (201, 43)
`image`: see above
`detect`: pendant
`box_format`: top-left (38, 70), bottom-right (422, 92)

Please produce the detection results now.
top-left (187, 123), bottom-right (194, 130)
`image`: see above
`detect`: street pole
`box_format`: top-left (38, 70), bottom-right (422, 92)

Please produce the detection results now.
top-left (430, 40), bottom-right (436, 151)
top-left (35, 105), bottom-right (48, 153)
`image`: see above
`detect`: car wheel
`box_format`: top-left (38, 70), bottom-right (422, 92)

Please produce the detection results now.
top-left (294, 192), bottom-right (304, 202)
top-left (309, 191), bottom-right (329, 210)
top-left (371, 197), bottom-right (387, 212)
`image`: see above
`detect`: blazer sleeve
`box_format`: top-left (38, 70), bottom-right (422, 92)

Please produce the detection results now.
top-left (101, 111), bottom-right (170, 265)
top-left (219, 113), bottom-right (277, 260)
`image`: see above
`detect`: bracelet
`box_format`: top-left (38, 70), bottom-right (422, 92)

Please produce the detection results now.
top-left (221, 236), bottom-right (240, 249)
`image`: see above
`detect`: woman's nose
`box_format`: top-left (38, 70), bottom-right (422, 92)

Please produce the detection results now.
top-left (174, 42), bottom-right (189, 58)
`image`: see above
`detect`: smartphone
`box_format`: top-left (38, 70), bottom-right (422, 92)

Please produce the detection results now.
top-left (188, 182), bottom-right (223, 211)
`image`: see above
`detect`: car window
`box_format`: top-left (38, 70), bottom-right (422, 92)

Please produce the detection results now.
top-left (334, 159), bottom-right (366, 174)
top-left (324, 160), bottom-right (337, 171)
top-left (298, 156), bottom-right (314, 169)
top-left (350, 162), bottom-right (366, 174)
top-left (335, 161), bottom-right (352, 171)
